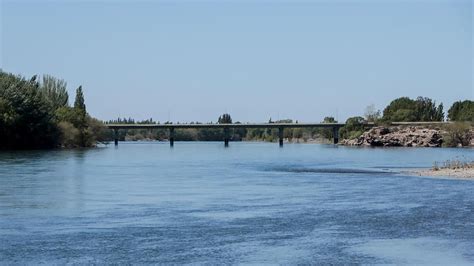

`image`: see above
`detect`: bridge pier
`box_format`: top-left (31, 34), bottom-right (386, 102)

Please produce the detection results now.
top-left (333, 127), bottom-right (339, 144)
top-left (278, 127), bottom-right (284, 147)
top-left (224, 127), bottom-right (230, 147)
top-left (169, 128), bottom-right (175, 147)
top-left (114, 129), bottom-right (119, 146)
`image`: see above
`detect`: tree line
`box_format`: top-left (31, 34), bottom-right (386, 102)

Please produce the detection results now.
top-left (0, 71), bottom-right (107, 149)
top-left (1, 69), bottom-right (472, 149)
top-left (109, 96), bottom-right (473, 144)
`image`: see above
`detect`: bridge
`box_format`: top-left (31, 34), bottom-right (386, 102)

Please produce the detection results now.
top-left (106, 121), bottom-right (453, 147)
top-left (106, 123), bottom-right (349, 147)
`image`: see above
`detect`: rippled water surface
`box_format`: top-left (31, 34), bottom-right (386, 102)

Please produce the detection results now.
top-left (1, 142), bottom-right (473, 264)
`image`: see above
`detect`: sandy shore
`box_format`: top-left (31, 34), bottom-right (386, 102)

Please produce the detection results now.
top-left (408, 168), bottom-right (474, 179)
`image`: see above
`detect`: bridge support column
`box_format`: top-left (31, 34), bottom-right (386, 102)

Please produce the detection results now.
top-left (333, 127), bottom-right (339, 144)
top-left (224, 127), bottom-right (230, 147)
top-left (114, 129), bottom-right (119, 146)
top-left (278, 127), bottom-right (284, 147)
top-left (169, 128), bottom-right (175, 147)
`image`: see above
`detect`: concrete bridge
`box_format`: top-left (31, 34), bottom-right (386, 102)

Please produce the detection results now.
top-left (106, 123), bottom-right (348, 147)
top-left (106, 121), bottom-right (451, 147)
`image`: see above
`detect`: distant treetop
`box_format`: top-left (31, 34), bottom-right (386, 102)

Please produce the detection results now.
top-left (218, 113), bottom-right (232, 124)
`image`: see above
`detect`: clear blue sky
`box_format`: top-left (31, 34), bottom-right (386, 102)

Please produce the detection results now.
top-left (1, 0), bottom-right (472, 122)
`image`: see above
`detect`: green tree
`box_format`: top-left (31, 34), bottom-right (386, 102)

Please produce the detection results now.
top-left (382, 96), bottom-right (444, 122)
top-left (340, 116), bottom-right (366, 139)
top-left (447, 100), bottom-right (474, 122)
top-left (74, 86), bottom-right (86, 116)
top-left (382, 97), bottom-right (417, 122)
top-left (1, 70), bottom-right (106, 149)
top-left (40, 75), bottom-right (69, 110)
top-left (319, 116), bottom-right (337, 139)
top-left (414, 97), bottom-right (444, 121)
top-left (218, 113), bottom-right (232, 124)
top-left (322, 116), bottom-right (336, 123)
top-left (0, 71), bottom-right (60, 149)
top-left (73, 86), bottom-right (88, 146)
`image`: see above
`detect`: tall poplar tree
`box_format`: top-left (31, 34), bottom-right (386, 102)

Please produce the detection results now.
top-left (74, 86), bottom-right (88, 146)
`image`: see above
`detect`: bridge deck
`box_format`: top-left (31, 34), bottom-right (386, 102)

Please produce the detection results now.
top-left (105, 123), bottom-right (348, 129)
top-left (105, 121), bottom-right (453, 147)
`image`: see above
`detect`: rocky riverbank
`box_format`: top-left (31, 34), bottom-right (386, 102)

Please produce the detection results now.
top-left (340, 126), bottom-right (473, 147)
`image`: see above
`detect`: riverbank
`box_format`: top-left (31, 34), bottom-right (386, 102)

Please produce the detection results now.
top-left (406, 160), bottom-right (474, 179)
top-left (408, 168), bottom-right (474, 179)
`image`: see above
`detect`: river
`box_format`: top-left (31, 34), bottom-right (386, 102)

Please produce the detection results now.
top-left (1, 142), bottom-right (473, 264)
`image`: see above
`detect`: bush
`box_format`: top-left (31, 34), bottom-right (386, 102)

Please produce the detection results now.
top-left (340, 116), bottom-right (366, 139)
top-left (442, 122), bottom-right (473, 147)
top-left (433, 159), bottom-right (474, 170)
top-left (58, 121), bottom-right (80, 148)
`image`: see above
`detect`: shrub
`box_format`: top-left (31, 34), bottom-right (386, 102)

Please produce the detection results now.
top-left (58, 121), bottom-right (80, 148)
top-left (87, 117), bottom-right (109, 144)
top-left (442, 122), bottom-right (472, 147)
top-left (340, 116), bottom-right (366, 139)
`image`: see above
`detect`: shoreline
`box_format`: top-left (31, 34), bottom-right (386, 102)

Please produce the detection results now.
top-left (405, 168), bottom-right (474, 179)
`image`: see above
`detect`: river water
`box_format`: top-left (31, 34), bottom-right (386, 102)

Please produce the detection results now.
top-left (1, 142), bottom-right (473, 264)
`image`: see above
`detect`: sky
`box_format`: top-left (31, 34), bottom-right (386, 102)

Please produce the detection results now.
top-left (1, 0), bottom-right (472, 123)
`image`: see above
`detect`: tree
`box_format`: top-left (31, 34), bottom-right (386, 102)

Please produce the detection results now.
top-left (74, 86), bottom-right (86, 115)
top-left (322, 116), bottom-right (337, 123)
top-left (382, 97), bottom-right (417, 122)
top-left (40, 75), bottom-right (69, 110)
top-left (382, 96), bottom-right (444, 122)
top-left (73, 86), bottom-right (88, 146)
top-left (364, 104), bottom-right (381, 122)
top-left (0, 71), bottom-right (60, 149)
top-left (319, 116), bottom-right (338, 139)
top-left (0, 70), bottom-right (105, 149)
top-left (447, 100), bottom-right (474, 122)
top-left (218, 113), bottom-right (232, 124)
top-left (340, 116), bottom-right (366, 139)
top-left (414, 96), bottom-right (444, 121)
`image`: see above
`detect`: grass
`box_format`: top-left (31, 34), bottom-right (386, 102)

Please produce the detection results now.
top-left (432, 159), bottom-right (474, 171)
